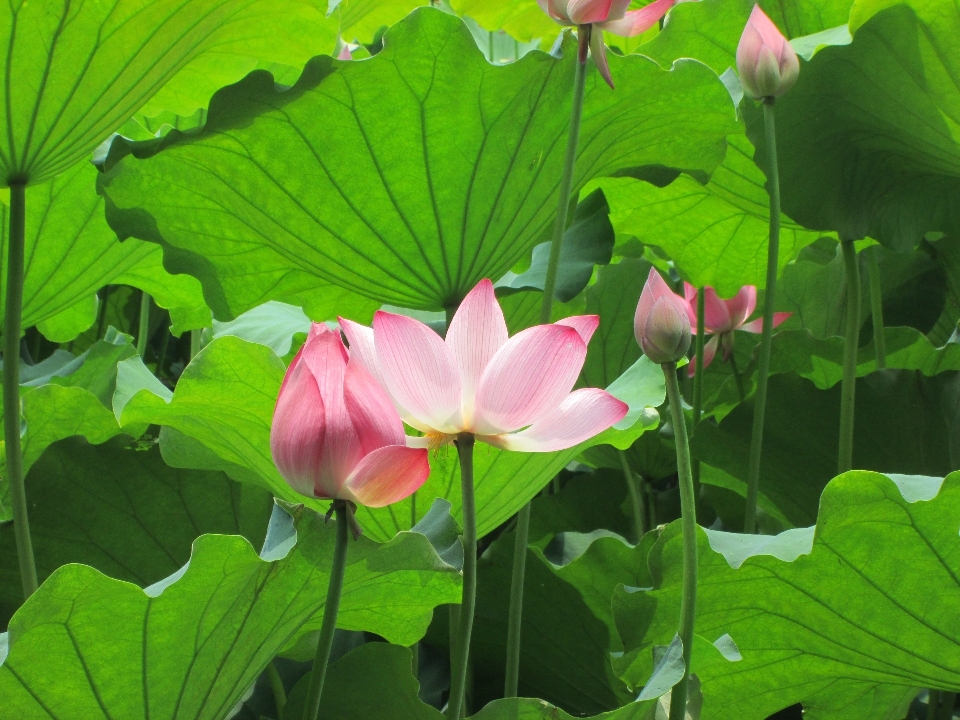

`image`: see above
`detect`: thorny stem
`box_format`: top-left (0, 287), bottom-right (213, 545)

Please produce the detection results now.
top-left (838, 239), bottom-right (861, 474)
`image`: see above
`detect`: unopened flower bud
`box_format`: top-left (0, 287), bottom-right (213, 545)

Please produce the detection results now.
top-left (634, 268), bottom-right (691, 365)
top-left (736, 5), bottom-right (799, 100)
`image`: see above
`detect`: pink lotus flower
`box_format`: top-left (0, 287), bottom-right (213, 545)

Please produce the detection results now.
top-left (736, 5), bottom-right (799, 100)
top-left (537, 0), bottom-right (677, 88)
top-left (338, 280), bottom-right (627, 452)
top-left (634, 267), bottom-right (691, 364)
top-left (683, 283), bottom-right (791, 375)
top-left (270, 324), bottom-right (430, 508)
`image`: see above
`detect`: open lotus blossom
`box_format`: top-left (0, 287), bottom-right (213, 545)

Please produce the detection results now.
top-left (338, 280), bottom-right (627, 452)
top-left (270, 323), bottom-right (430, 508)
top-left (736, 5), bottom-right (799, 100)
top-left (537, 0), bottom-right (677, 87)
top-left (634, 267), bottom-right (691, 364)
top-left (683, 283), bottom-right (792, 375)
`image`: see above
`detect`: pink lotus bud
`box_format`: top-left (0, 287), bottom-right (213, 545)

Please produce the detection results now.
top-left (634, 268), bottom-right (691, 364)
top-left (270, 323), bottom-right (429, 508)
top-left (736, 5), bottom-right (799, 100)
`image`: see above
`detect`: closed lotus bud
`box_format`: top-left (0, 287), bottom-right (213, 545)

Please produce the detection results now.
top-left (736, 5), bottom-right (799, 100)
top-left (634, 268), bottom-right (691, 364)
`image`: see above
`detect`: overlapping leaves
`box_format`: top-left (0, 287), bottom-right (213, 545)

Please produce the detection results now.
top-left (0, 500), bottom-right (461, 718)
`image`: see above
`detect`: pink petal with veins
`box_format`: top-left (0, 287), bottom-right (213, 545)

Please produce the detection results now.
top-left (556, 315), bottom-right (600, 344)
top-left (473, 324), bottom-right (586, 435)
top-left (568, 0), bottom-right (615, 24)
top-left (374, 311), bottom-right (463, 434)
top-left (486, 388), bottom-right (627, 452)
top-left (345, 445), bottom-right (430, 508)
top-left (446, 279), bottom-right (509, 423)
top-left (343, 357), bottom-right (406, 454)
top-left (599, 0), bottom-right (676, 36)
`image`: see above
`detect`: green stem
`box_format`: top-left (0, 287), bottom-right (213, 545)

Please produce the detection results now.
top-left (691, 291), bottom-right (705, 507)
top-left (866, 246), bottom-right (886, 369)
top-left (619, 450), bottom-right (647, 543)
top-left (662, 363), bottom-right (698, 720)
top-left (743, 98), bottom-right (782, 535)
top-left (728, 352), bottom-right (747, 403)
top-left (928, 691), bottom-right (942, 720)
top-left (839, 239), bottom-right (860, 474)
top-left (4, 182), bottom-right (37, 598)
top-left (411, 491), bottom-right (419, 679)
top-left (504, 34), bottom-right (588, 699)
top-left (302, 503), bottom-right (350, 720)
top-left (539, 30), bottom-right (588, 322)
top-left (95, 285), bottom-right (112, 340)
top-left (136, 291), bottom-right (151, 357)
top-left (266, 660), bottom-right (286, 718)
top-left (488, 31), bottom-right (495, 63)
top-left (447, 433), bottom-right (476, 720)
top-left (157, 320), bottom-right (171, 379)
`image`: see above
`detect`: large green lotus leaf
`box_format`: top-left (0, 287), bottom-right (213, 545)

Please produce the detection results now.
top-left (0, 161), bottom-right (209, 341)
top-left (641, 0), bottom-right (853, 74)
top-left (0, 436), bottom-right (273, 628)
top-left (599, 135), bottom-right (826, 296)
top-left (98, 8), bottom-right (736, 316)
top-left (612, 471), bottom-right (960, 719)
top-left (751, 1), bottom-right (960, 250)
top-left (0, 499), bottom-right (461, 718)
top-left (0, 0), bottom-right (342, 185)
top-left (116, 335), bottom-right (662, 543)
top-left (694, 371), bottom-right (960, 529)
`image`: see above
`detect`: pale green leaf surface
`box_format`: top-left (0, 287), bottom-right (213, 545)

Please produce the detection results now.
top-left (99, 9), bottom-right (736, 315)
top-left (612, 471), bottom-right (960, 719)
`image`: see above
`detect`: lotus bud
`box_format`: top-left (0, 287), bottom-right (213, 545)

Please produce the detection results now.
top-left (736, 5), bottom-right (799, 100)
top-left (634, 268), bottom-right (691, 364)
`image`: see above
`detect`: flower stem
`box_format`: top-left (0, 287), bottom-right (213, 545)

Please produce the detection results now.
top-left (411, 491), bottom-right (419, 678)
top-left (619, 449), bottom-right (647, 543)
top-left (302, 502), bottom-right (350, 720)
top-left (662, 362), bottom-right (698, 720)
top-left (447, 433), bottom-right (477, 719)
top-left (866, 246), bottom-right (886, 369)
top-left (729, 353), bottom-right (747, 403)
top-left (137, 291), bottom-right (151, 357)
top-left (839, 239), bottom-right (860, 474)
top-left (504, 31), bottom-right (589, 699)
top-left (4, 182), bottom-right (38, 599)
top-left (744, 98), bottom-right (782, 535)
top-left (691, 291), bottom-right (705, 504)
